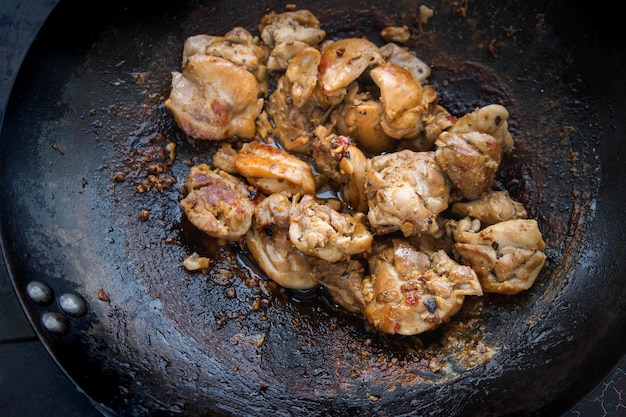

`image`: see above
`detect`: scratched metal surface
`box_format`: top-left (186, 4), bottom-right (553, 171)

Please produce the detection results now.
top-left (0, 1), bottom-right (624, 416)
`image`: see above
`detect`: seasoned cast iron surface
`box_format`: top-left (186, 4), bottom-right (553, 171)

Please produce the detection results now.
top-left (1, 0), bottom-right (625, 416)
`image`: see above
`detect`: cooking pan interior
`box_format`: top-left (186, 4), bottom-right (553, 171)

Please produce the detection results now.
top-left (1, 0), bottom-right (625, 416)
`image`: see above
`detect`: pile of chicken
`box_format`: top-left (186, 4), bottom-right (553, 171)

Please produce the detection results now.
top-left (165, 9), bottom-right (547, 336)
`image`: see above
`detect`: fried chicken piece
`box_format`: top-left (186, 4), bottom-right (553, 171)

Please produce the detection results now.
top-left (450, 104), bottom-right (515, 154)
top-left (182, 27), bottom-right (269, 94)
top-left (379, 43), bottom-right (431, 81)
top-left (246, 192), bottom-right (318, 289)
top-left (309, 256), bottom-right (366, 313)
top-left (370, 62), bottom-right (424, 139)
top-left (362, 238), bottom-right (482, 335)
top-left (452, 217), bottom-right (547, 294)
top-left (317, 38), bottom-right (384, 105)
top-left (285, 46), bottom-right (322, 109)
top-left (365, 150), bottom-right (450, 237)
top-left (180, 164), bottom-right (256, 241)
top-left (311, 126), bottom-right (368, 213)
top-left (234, 142), bottom-right (316, 196)
top-left (211, 143), bottom-right (239, 175)
top-left (165, 55), bottom-right (263, 140)
top-left (451, 190), bottom-right (527, 226)
top-left (259, 9), bottom-right (326, 48)
top-left (265, 76), bottom-right (327, 153)
top-left (434, 131), bottom-right (502, 200)
top-left (332, 82), bottom-right (397, 154)
top-left (289, 194), bottom-right (373, 262)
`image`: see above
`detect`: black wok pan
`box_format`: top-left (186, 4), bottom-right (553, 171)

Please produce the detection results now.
top-left (1, 0), bottom-right (625, 416)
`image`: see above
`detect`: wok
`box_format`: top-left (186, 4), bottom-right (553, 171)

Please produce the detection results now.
top-left (1, 0), bottom-right (625, 416)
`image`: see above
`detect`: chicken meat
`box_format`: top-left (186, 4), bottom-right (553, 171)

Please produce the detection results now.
top-left (311, 126), bottom-right (369, 213)
top-left (264, 75), bottom-right (328, 153)
top-left (450, 104), bottom-right (515, 154)
top-left (362, 238), bottom-right (482, 335)
top-left (245, 192), bottom-right (318, 290)
top-left (365, 150), bottom-right (450, 237)
top-left (180, 164), bottom-right (257, 241)
top-left (309, 256), bottom-right (367, 313)
top-left (452, 217), bottom-right (547, 294)
top-left (370, 62), bottom-right (424, 139)
top-left (259, 9), bottom-right (326, 49)
top-left (451, 190), bottom-right (527, 226)
top-left (289, 194), bottom-right (373, 263)
top-left (181, 27), bottom-right (269, 94)
top-left (434, 131), bottom-right (502, 200)
top-left (332, 82), bottom-right (397, 154)
top-left (317, 38), bottom-right (384, 105)
top-left (165, 55), bottom-right (264, 140)
top-left (234, 142), bottom-right (316, 196)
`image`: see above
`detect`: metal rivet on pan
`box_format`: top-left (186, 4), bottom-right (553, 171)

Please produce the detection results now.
top-left (26, 281), bottom-right (54, 305)
top-left (59, 292), bottom-right (87, 317)
top-left (41, 311), bottom-right (69, 335)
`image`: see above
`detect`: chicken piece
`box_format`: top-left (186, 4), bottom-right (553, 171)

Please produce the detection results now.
top-left (181, 27), bottom-right (269, 94)
top-left (409, 216), bottom-right (457, 255)
top-left (452, 217), bottom-right (547, 294)
top-left (450, 104), bottom-right (515, 154)
top-left (180, 164), bottom-right (256, 241)
top-left (265, 76), bottom-right (328, 153)
top-left (397, 85), bottom-right (447, 152)
top-left (317, 38), bottom-right (384, 105)
top-left (165, 55), bottom-right (264, 140)
top-left (266, 40), bottom-right (311, 71)
top-left (246, 192), bottom-right (318, 289)
top-left (309, 256), bottom-right (366, 313)
top-left (332, 82), bottom-right (397, 154)
top-left (285, 46), bottom-right (322, 109)
top-left (379, 43), bottom-right (431, 81)
top-left (182, 252), bottom-right (211, 274)
top-left (365, 150), bottom-right (450, 237)
top-left (234, 142), bottom-right (316, 196)
top-left (434, 131), bottom-right (502, 200)
top-left (420, 103), bottom-right (455, 148)
top-left (211, 143), bottom-right (239, 174)
top-left (380, 26), bottom-right (411, 44)
top-left (452, 190), bottom-right (527, 226)
top-left (370, 62), bottom-right (425, 139)
top-left (259, 10), bottom-right (326, 48)
top-left (362, 238), bottom-right (482, 335)
top-left (311, 126), bottom-right (368, 213)
top-left (289, 194), bottom-right (373, 262)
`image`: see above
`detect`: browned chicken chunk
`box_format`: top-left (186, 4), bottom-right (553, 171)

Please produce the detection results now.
top-left (309, 256), bottom-right (366, 313)
top-left (317, 38), bottom-right (384, 105)
top-left (365, 150), bottom-right (450, 237)
top-left (370, 62), bottom-right (424, 139)
top-left (434, 131), bottom-right (501, 200)
top-left (181, 27), bottom-right (269, 94)
top-left (165, 55), bottom-right (264, 140)
top-left (246, 192), bottom-right (318, 289)
top-left (450, 104), bottom-right (515, 154)
top-left (311, 126), bottom-right (368, 213)
top-left (259, 9), bottom-right (326, 49)
top-left (452, 190), bottom-right (527, 226)
top-left (234, 142), bottom-right (316, 196)
top-left (362, 238), bottom-right (482, 335)
top-left (289, 194), bottom-right (373, 262)
top-left (264, 76), bottom-right (328, 153)
top-left (180, 164), bottom-right (256, 241)
top-left (452, 217), bottom-right (547, 294)
top-left (332, 82), bottom-right (397, 154)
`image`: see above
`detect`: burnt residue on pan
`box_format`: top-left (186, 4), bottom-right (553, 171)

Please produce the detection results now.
top-left (0, 0), bottom-right (614, 416)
